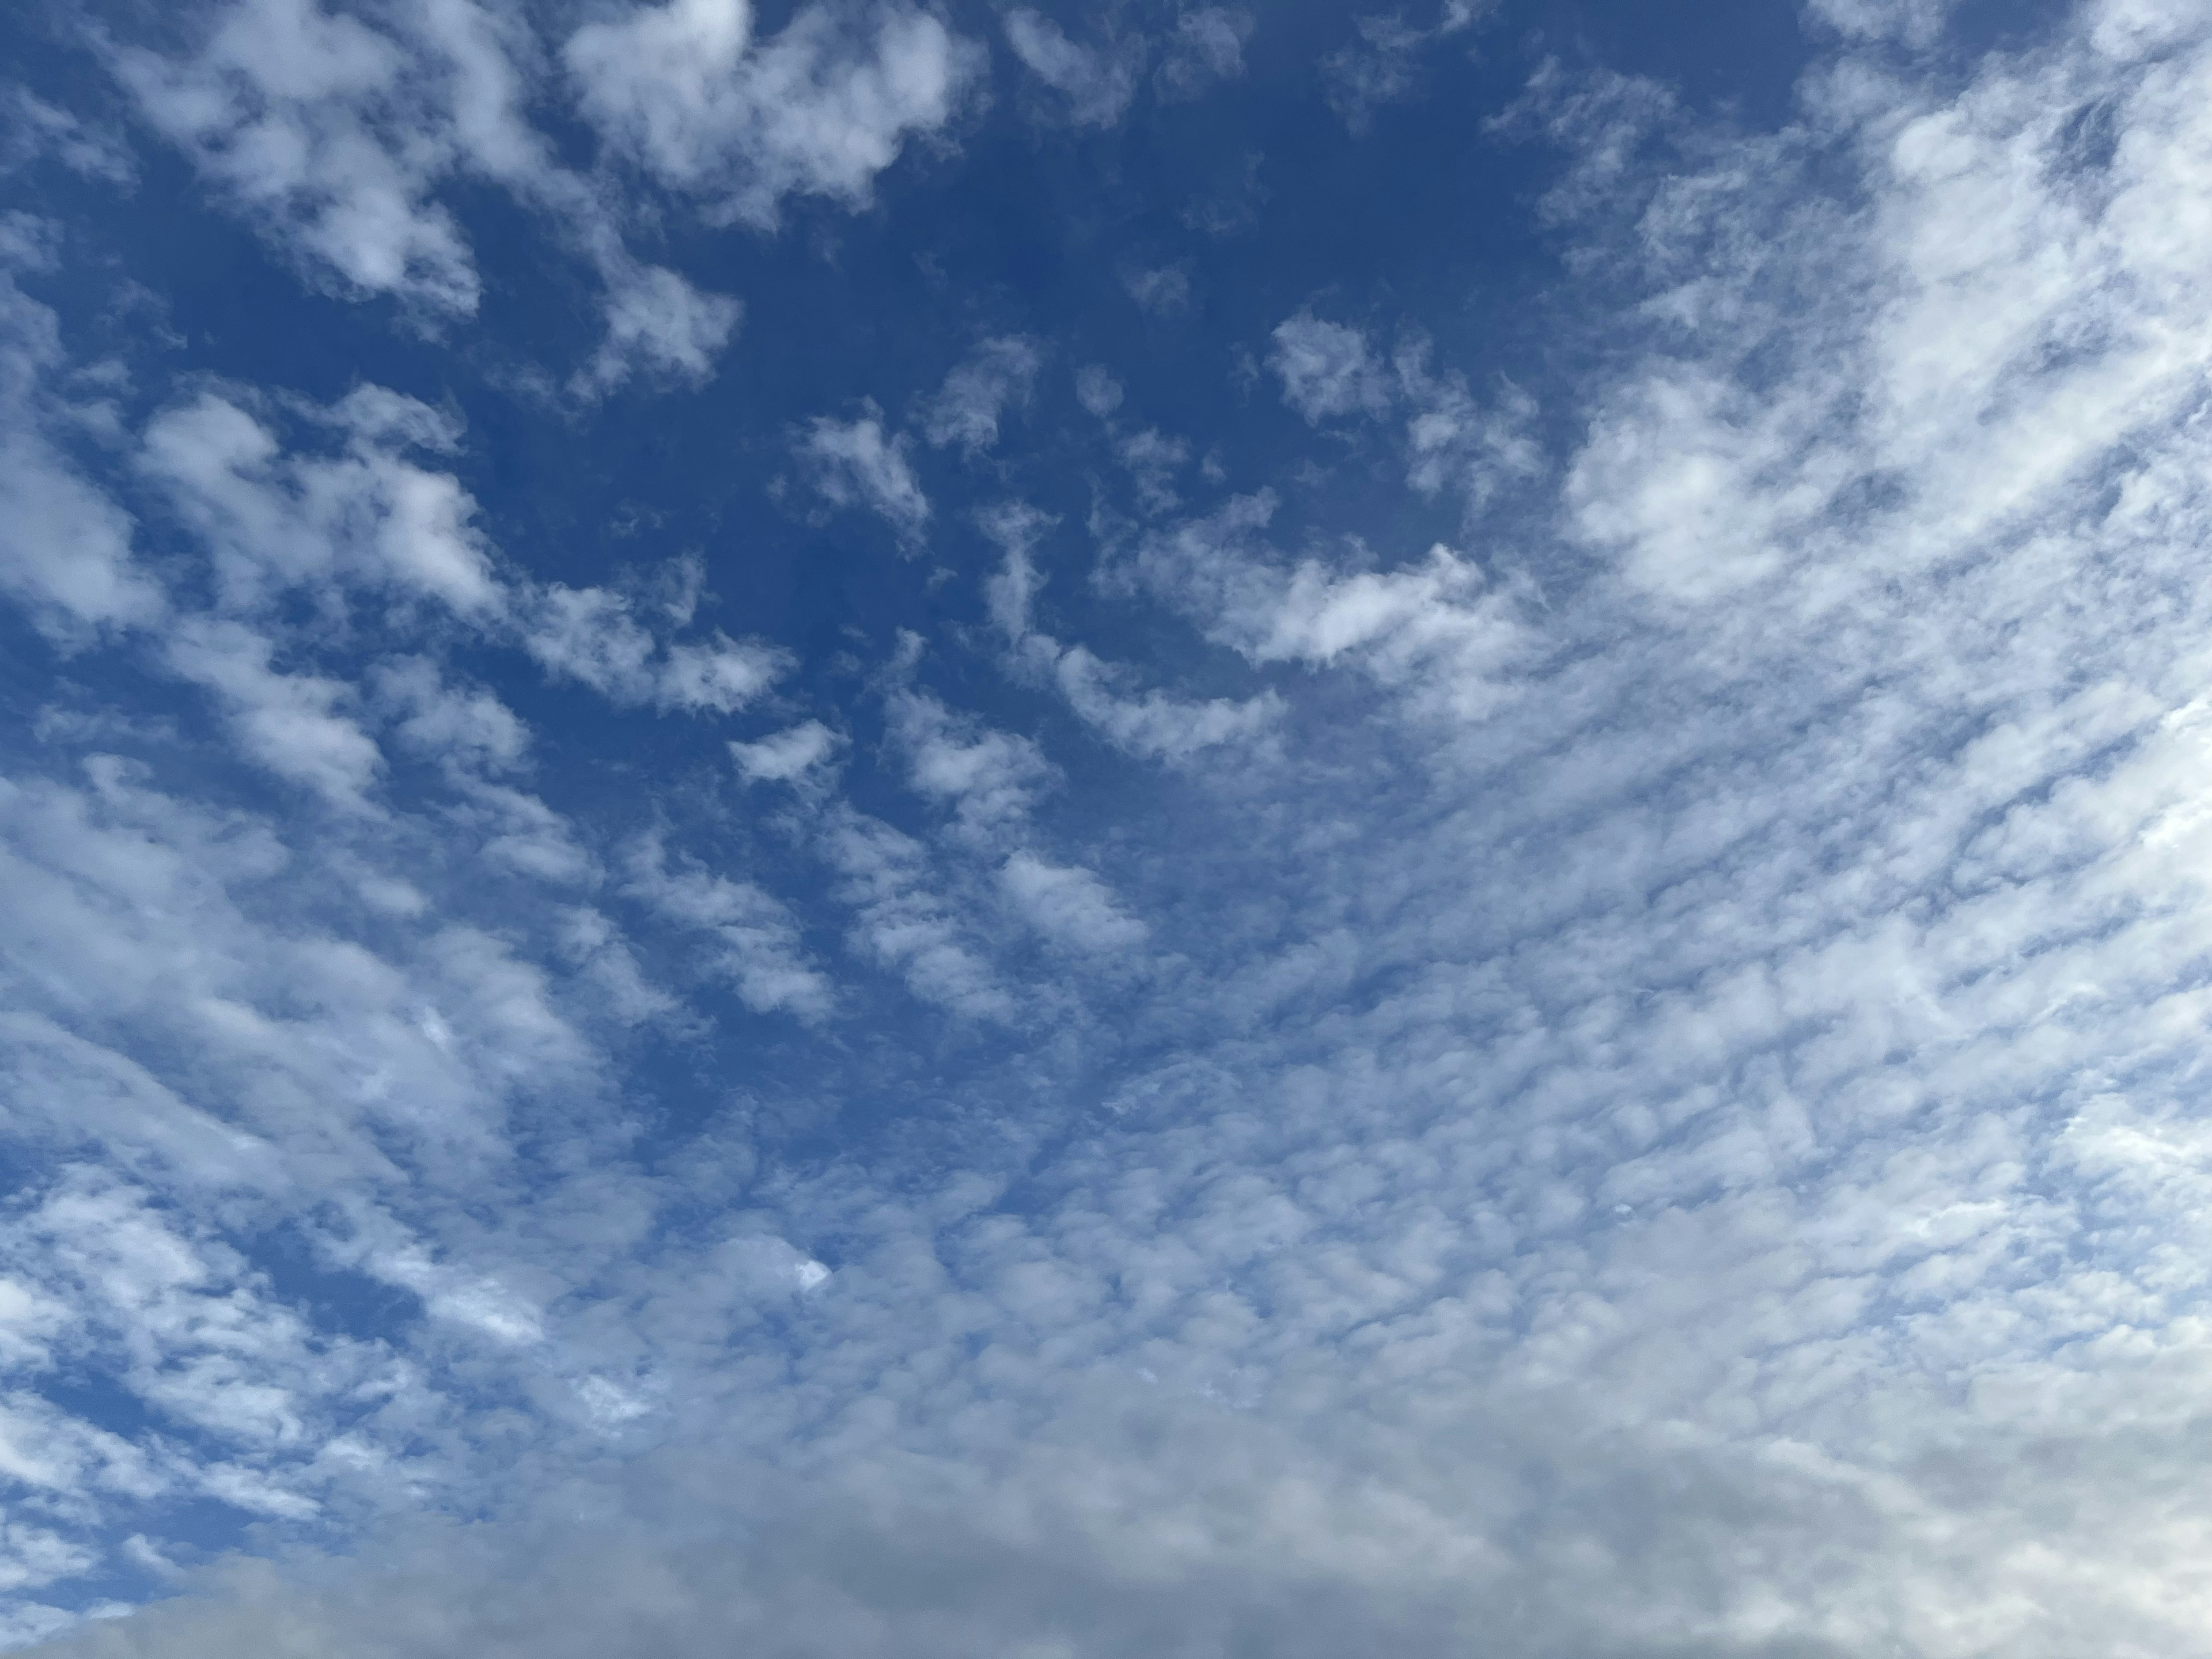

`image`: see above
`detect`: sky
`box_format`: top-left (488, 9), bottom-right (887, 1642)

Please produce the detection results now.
top-left (1, 0), bottom-right (2211, 1653)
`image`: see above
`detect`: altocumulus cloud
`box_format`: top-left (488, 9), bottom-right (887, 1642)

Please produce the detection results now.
top-left (4, 1), bottom-right (2212, 1656)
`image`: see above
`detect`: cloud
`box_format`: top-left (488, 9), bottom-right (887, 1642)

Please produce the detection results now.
top-left (19, 1), bottom-right (2212, 1654)
top-left (981, 504), bottom-right (1279, 763)
top-left (140, 387), bottom-right (501, 615)
top-left (1321, 5), bottom-right (1491, 133)
top-left (919, 336), bottom-right (1041, 456)
top-left (884, 682), bottom-right (1052, 844)
top-left (795, 408), bottom-right (930, 544)
top-left (1268, 312), bottom-right (1391, 422)
top-left (624, 836), bottom-right (834, 1019)
top-left (164, 618), bottom-right (387, 809)
top-left (1003, 11), bottom-right (1143, 128)
top-left (1073, 364), bottom-right (1124, 418)
top-left (998, 850), bottom-right (1145, 954)
top-left (0, 255), bottom-right (163, 639)
top-left (1156, 8), bottom-right (1253, 101)
top-left (577, 262), bottom-right (743, 395)
top-left (816, 805), bottom-right (1012, 1020)
top-left (110, 0), bottom-right (745, 391)
top-left (566, 0), bottom-right (982, 228)
top-left (2, 90), bottom-right (134, 185)
top-left (730, 720), bottom-right (844, 787)
top-left (1121, 263), bottom-right (1193, 318)
top-left (112, 0), bottom-right (486, 314)
top-left (1394, 339), bottom-right (1542, 514)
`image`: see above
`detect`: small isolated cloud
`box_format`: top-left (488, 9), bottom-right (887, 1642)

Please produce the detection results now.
top-left (1157, 8), bottom-right (1254, 101)
top-left (566, 0), bottom-right (984, 227)
top-left (1003, 10), bottom-right (1144, 127)
top-left (1270, 312), bottom-right (1392, 422)
top-left (1123, 263), bottom-right (1194, 317)
top-left (982, 512), bottom-right (1280, 763)
top-left (1075, 363), bottom-right (1125, 418)
top-left (794, 408), bottom-right (931, 545)
top-left (577, 261), bottom-right (741, 396)
top-left (731, 719), bottom-right (843, 787)
top-left (921, 336), bottom-right (1042, 455)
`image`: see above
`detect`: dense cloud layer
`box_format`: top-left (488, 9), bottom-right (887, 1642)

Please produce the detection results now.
top-left (5, 0), bottom-right (2212, 1654)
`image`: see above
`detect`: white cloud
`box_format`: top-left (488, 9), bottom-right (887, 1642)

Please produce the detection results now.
top-left (1122, 263), bottom-right (1193, 318)
top-left (577, 260), bottom-right (743, 395)
top-left (1002, 11), bottom-right (1142, 128)
top-left (819, 805), bottom-right (1012, 1020)
top-left (111, 0), bottom-right (743, 391)
top-left (521, 584), bottom-right (789, 714)
top-left (920, 336), bottom-right (1040, 455)
top-left (1130, 497), bottom-right (1532, 720)
top-left (1268, 312), bottom-right (1391, 422)
top-left (1156, 9), bottom-right (1253, 101)
top-left (1074, 364), bottom-right (1124, 418)
top-left (0, 260), bottom-right (163, 639)
top-left (625, 836), bottom-right (834, 1020)
top-left (730, 720), bottom-right (843, 787)
top-left (1394, 340), bottom-right (1541, 514)
top-left (1321, 13), bottom-right (1428, 134)
top-left (1049, 645), bottom-right (1281, 762)
top-left (2, 89), bottom-right (134, 185)
top-left (141, 387), bottom-right (500, 615)
top-left (165, 618), bottom-right (387, 809)
top-left (884, 684), bottom-right (1052, 843)
top-left (795, 409), bottom-right (930, 544)
top-left (566, 0), bottom-right (982, 228)
top-left (373, 657), bottom-right (529, 774)
top-left (982, 508), bottom-right (1279, 763)
top-left (113, 0), bottom-right (484, 314)
top-left (998, 851), bottom-right (1145, 955)
top-left (23, 3), bottom-right (2212, 1655)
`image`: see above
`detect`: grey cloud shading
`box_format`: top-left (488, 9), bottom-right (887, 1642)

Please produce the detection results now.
top-left (17, 1), bottom-right (2212, 1654)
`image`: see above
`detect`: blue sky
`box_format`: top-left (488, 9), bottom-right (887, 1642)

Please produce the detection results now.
top-left (4, 0), bottom-right (2212, 1653)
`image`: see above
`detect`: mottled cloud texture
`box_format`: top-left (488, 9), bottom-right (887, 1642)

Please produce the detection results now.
top-left (5, 0), bottom-right (2212, 1654)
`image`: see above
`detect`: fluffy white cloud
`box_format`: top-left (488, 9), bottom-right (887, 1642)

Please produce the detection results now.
top-left (566, 0), bottom-right (982, 227)
top-left (112, 0), bottom-right (486, 313)
top-left (578, 261), bottom-right (743, 395)
top-left (110, 0), bottom-right (746, 391)
top-left (730, 720), bottom-right (843, 787)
